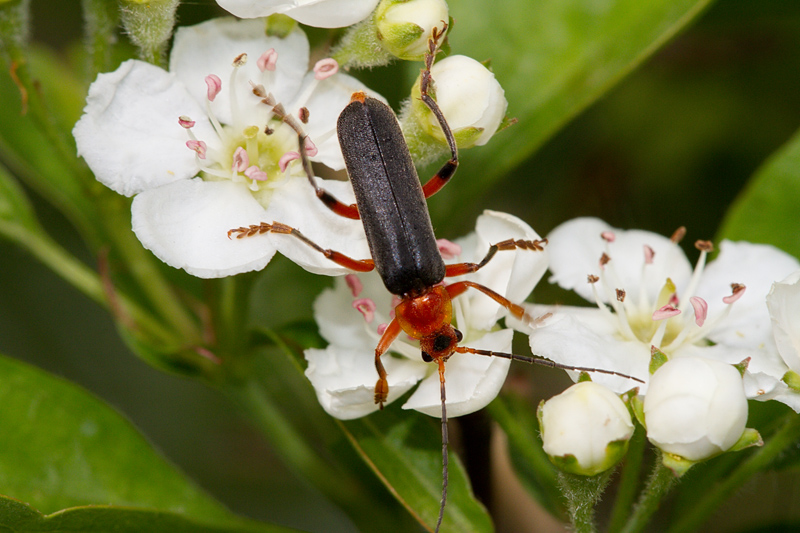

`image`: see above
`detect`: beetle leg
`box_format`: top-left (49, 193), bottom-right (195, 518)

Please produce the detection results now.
top-left (373, 318), bottom-right (402, 408)
top-left (297, 134), bottom-right (361, 219)
top-left (419, 23), bottom-right (459, 200)
top-left (443, 238), bottom-right (548, 277)
top-left (227, 221), bottom-right (374, 272)
top-left (445, 280), bottom-right (527, 320)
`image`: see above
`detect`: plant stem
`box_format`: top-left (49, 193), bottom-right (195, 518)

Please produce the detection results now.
top-left (665, 412), bottom-right (800, 533)
top-left (0, 220), bottom-right (176, 345)
top-left (618, 454), bottom-right (677, 533)
top-left (557, 470), bottom-right (613, 533)
top-left (607, 425), bottom-right (646, 532)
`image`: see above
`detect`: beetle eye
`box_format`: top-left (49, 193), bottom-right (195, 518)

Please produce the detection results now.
top-left (421, 350), bottom-right (433, 363)
top-left (454, 328), bottom-right (463, 342)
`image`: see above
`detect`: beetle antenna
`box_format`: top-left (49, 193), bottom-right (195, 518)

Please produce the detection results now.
top-left (436, 359), bottom-right (448, 533)
top-left (454, 346), bottom-right (645, 383)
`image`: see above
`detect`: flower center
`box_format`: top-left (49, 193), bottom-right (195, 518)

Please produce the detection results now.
top-left (178, 51), bottom-right (339, 207)
top-left (591, 234), bottom-right (745, 356)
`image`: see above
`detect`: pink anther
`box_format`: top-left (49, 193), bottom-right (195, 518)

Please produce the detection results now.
top-left (244, 165), bottom-right (268, 181)
top-left (689, 296), bottom-right (708, 327)
top-left (345, 274), bottom-right (363, 297)
top-left (643, 245), bottom-right (655, 264)
top-left (437, 239), bottom-right (462, 259)
top-left (257, 49), bottom-right (278, 72)
top-left (178, 115), bottom-right (195, 129)
top-left (652, 305), bottom-right (681, 321)
top-left (353, 298), bottom-right (376, 323)
top-left (723, 283), bottom-right (746, 304)
top-left (303, 137), bottom-right (318, 157)
top-left (186, 140), bottom-right (207, 159)
top-left (278, 151), bottom-right (300, 173)
top-left (205, 74), bottom-right (222, 102)
top-left (601, 231), bottom-right (615, 242)
top-left (313, 58), bottom-right (339, 80)
top-left (232, 147), bottom-right (249, 172)
top-left (668, 292), bottom-right (679, 307)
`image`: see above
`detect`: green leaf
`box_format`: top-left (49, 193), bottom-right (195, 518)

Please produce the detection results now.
top-left (0, 496), bottom-right (294, 533)
top-left (341, 409), bottom-right (493, 533)
top-left (718, 125), bottom-right (800, 256)
top-left (239, 330), bottom-right (491, 532)
top-left (0, 352), bottom-right (280, 530)
top-left (428, 0), bottom-right (715, 227)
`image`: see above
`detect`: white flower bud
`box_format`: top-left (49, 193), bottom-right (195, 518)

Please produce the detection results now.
top-left (644, 357), bottom-right (747, 461)
top-left (539, 382), bottom-right (634, 476)
top-left (374, 0), bottom-right (448, 61)
top-left (767, 270), bottom-right (800, 374)
top-left (410, 55), bottom-right (508, 150)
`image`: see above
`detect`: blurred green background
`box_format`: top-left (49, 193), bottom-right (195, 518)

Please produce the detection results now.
top-left (1, 0), bottom-right (800, 531)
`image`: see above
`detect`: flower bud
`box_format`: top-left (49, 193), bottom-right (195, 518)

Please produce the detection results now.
top-left (407, 55), bottom-right (508, 151)
top-left (374, 0), bottom-right (448, 61)
top-left (538, 382), bottom-right (634, 476)
top-left (767, 270), bottom-right (800, 374)
top-left (119, 0), bottom-right (179, 65)
top-left (644, 357), bottom-right (747, 462)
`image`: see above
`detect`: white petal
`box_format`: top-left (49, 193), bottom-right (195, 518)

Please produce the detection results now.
top-left (767, 270), bottom-right (800, 373)
top-left (73, 60), bottom-right (214, 197)
top-left (304, 345), bottom-right (428, 419)
top-left (547, 218), bottom-right (691, 304)
top-left (131, 179), bottom-right (276, 278)
top-left (170, 18), bottom-right (309, 126)
top-left (702, 240), bottom-right (800, 349)
top-left (527, 308), bottom-right (650, 394)
top-left (265, 177), bottom-right (371, 275)
top-left (297, 72), bottom-right (385, 171)
top-left (457, 210), bottom-right (548, 330)
top-left (402, 329), bottom-right (513, 417)
top-left (313, 274), bottom-right (393, 350)
top-left (216, 0), bottom-right (378, 26)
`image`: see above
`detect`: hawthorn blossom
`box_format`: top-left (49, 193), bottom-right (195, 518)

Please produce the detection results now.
top-left (644, 356), bottom-right (748, 461)
top-left (539, 381), bottom-right (633, 476)
top-left (521, 217), bottom-right (800, 411)
top-left (74, 18), bottom-right (375, 278)
top-left (767, 270), bottom-right (800, 374)
top-left (216, 0), bottom-right (380, 28)
top-left (404, 55), bottom-right (508, 154)
top-left (304, 210), bottom-right (548, 419)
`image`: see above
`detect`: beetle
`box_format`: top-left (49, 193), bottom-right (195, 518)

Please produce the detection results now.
top-left (230, 25), bottom-right (641, 532)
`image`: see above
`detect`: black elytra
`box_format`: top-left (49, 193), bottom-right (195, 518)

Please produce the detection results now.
top-left (336, 96), bottom-right (446, 297)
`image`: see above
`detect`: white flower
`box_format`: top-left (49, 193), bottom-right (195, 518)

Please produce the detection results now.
top-left (408, 55), bottom-right (507, 149)
top-left (304, 210), bottom-right (548, 419)
top-left (216, 0), bottom-right (380, 28)
top-left (644, 357), bottom-right (747, 461)
top-left (767, 270), bottom-right (800, 374)
top-left (522, 217), bottom-right (800, 410)
top-left (374, 0), bottom-right (449, 61)
top-left (74, 18), bottom-right (375, 278)
top-left (539, 381), bottom-right (634, 476)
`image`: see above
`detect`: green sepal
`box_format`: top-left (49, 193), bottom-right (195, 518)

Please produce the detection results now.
top-left (728, 428), bottom-right (764, 453)
top-left (377, 21), bottom-right (425, 58)
top-left (495, 114), bottom-right (518, 134)
top-left (630, 394), bottom-right (646, 428)
top-left (264, 14), bottom-right (297, 38)
top-left (660, 451), bottom-right (696, 477)
top-left (649, 345), bottom-right (668, 374)
top-left (783, 370), bottom-right (800, 392)
top-left (733, 357), bottom-right (750, 378)
top-left (576, 371), bottom-right (592, 383)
